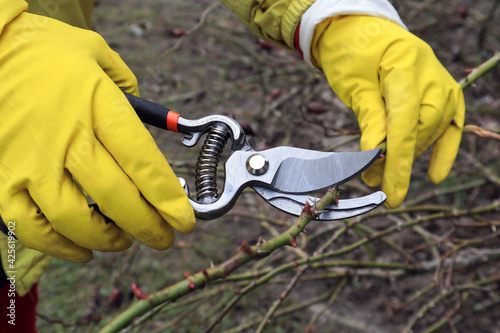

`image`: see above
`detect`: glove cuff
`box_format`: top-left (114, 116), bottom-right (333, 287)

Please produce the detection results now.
top-left (298, 0), bottom-right (408, 67)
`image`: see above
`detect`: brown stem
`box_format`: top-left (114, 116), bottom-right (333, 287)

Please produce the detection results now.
top-left (99, 189), bottom-right (339, 333)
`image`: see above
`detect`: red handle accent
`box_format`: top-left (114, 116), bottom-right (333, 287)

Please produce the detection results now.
top-left (166, 111), bottom-right (180, 133)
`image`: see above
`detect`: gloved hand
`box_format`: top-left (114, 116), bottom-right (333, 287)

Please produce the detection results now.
top-left (0, 12), bottom-right (195, 262)
top-left (310, 15), bottom-right (465, 208)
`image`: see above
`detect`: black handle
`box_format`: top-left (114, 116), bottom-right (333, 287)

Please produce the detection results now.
top-left (124, 92), bottom-right (180, 132)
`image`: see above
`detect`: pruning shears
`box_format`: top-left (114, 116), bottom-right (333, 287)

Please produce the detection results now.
top-left (125, 93), bottom-right (387, 220)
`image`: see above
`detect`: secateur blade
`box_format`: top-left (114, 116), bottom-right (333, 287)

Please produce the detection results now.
top-left (189, 147), bottom-right (384, 220)
top-left (253, 186), bottom-right (387, 220)
top-left (269, 148), bottom-right (381, 193)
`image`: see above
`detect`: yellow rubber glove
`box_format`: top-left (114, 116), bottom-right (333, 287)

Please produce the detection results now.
top-left (0, 12), bottom-right (195, 263)
top-left (311, 15), bottom-right (465, 208)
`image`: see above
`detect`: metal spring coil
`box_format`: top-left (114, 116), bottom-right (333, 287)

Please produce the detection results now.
top-left (195, 128), bottom-right (230, 201)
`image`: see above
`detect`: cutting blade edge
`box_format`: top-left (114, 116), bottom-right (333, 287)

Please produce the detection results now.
top-left (270, 148), bottom-right (381, 193)
top-left (253, 186), bottom-right (386, 220)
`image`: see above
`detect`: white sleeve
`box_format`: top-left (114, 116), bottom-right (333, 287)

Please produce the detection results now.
top-left (299, 0), bottom-right (407, 66)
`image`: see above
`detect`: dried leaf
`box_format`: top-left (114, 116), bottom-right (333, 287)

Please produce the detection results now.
top-left (465, 125), bottom-right (500, 140)
top-left (258, 39), bottom-right (274, 50)
top-left (458, 6), bottom-right (468, 19)
top-left (306, 102), bottom-right (329, 114)
top-left (240, 122), bottom-right (256, 136)
top-left (270, 88), bottom-right (282, 99)
top-left (108, 287), bottom-right (124, 308)
top-left (171, 28), bottom-right (187, 37)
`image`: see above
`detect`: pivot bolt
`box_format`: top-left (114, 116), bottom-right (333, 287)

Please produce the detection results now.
top-left (246, 154), bottom-right (269, 175)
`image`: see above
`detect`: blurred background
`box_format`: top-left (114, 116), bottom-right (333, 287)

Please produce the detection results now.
top-left (37, 1), bottom-right (499, 332)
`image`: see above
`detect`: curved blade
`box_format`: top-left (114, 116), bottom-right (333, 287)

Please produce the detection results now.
top-left (253, 186), bottom-right (386, 221)
top-left (270, 148), bottom-right (381, 193)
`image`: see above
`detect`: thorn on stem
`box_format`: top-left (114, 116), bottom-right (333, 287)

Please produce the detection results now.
top-left (328, 187), bottom-right (340, 204)
top-left (239, 240), bottom-right (254, 256)
top-left (302, 201), bottom-right (320, 218)
top-left (131, 283), bottom-right (147, 300)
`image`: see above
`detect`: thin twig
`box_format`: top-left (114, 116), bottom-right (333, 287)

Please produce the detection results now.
top-left (403, 275), bottom-right (500, 333)
top-left (460, 149), bottom-right (500, 186)
top-left (304, 277), bottom-right (348, 333)
top-left (459, 51), bottom-right (500, 89)
top-left (220, 291), bottom-right (334, 333)
top-left (162, 2), bottom-right (221, 57)
top-left (477, 0), bottom-right (500, 51)
top-left (465, 125), bottom-right (500, 141)
top-left (255, 265), bottom-right (309, 333)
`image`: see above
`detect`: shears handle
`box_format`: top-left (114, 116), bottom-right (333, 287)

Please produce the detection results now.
top-left (125, 92), bottom-right (181, 133)
top-left (124, 92), bottom-right (246, 150)
top-left (124, 92), bottom-right (250, 215)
